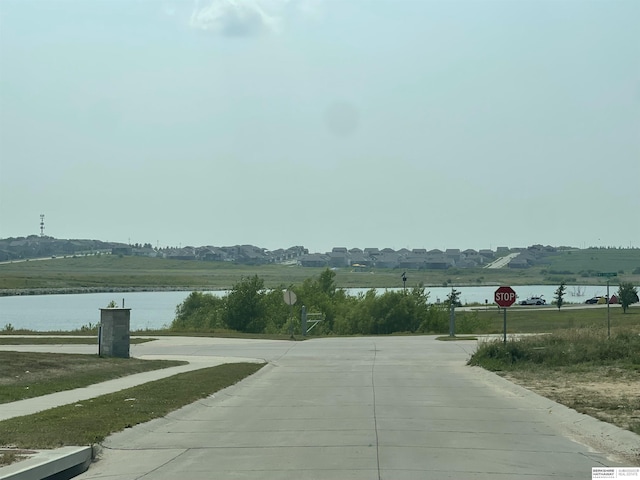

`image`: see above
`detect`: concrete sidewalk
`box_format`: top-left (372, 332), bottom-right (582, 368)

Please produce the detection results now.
top-left (0, 355), bottom-right (262, 421)
top-left (0, 352), bottom-right (264, 480)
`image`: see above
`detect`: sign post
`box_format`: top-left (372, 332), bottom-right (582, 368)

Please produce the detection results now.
top-left (495, 286), bottom-right (517, 343)
top-left (283, 289), bottom-right (297, 337)
top-left (597, 273), bottom-right (617, 338)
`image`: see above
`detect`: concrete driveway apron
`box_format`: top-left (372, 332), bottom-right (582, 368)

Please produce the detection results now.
top-left (76, 336), bottom-right (631, 480)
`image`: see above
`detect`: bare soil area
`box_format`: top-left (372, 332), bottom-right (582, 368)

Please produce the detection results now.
top-left (501, 367), bottom-right (640, 465)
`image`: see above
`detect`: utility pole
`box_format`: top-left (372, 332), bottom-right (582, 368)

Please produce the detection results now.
top-left (597, 272), bottom-right (617, 339)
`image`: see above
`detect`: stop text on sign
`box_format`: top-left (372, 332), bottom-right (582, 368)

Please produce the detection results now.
top-left (494, 286), bottom-right (517, 307)
top-left (495, 292), bottom-right (516, 302)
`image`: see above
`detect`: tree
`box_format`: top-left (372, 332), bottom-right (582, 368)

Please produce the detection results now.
top-left (294, 269), bottom-right (342, 334)
top-left (317, 268), bottom-right (337, 297)
top-left (617, 282), bottom-right (639, 313)
top-left (172, 291), bottom-right (225, 331)
top-left (224, 275), bottom-right (267, 333)
top-left (554, 282), bottom-right (566, 310)
top-left (444, 288), bottom-right (461, 308)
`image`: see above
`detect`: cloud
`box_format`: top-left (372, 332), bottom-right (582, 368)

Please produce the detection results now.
top-left (189, 0), bottom-right (321, 36)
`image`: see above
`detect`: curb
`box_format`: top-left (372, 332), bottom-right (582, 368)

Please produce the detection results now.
top-left (0, 446), bottom-right (92, 480)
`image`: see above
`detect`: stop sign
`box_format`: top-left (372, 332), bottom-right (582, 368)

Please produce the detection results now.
top-left (494, 286), bottom-right (516, 307)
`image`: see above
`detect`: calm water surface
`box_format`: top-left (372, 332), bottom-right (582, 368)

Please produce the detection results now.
top-left (0, 285), bottom-right (614, 332)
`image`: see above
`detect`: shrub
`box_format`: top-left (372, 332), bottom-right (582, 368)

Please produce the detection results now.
top-left (456, 312), bottom-right (491, 334)
top-left (468, 329), bottom-right (640, 370)
top-left (171, 291), bottom-right (225, 331)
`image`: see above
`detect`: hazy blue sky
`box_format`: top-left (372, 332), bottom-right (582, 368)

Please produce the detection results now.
top-left (1, 0), bottom-right (638, 252)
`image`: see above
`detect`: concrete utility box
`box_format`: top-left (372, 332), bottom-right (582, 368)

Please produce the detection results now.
top-left (99, 308), bottom-right (131, 358)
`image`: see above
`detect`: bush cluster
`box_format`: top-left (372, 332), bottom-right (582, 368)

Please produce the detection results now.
top-left (170, 269), bottom-right (466, 336)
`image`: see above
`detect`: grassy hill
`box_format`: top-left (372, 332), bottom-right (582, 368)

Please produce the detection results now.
top-left (545, 248), bottom-right (640, 276)
top-left (0, 248), bottom-right (638, 293)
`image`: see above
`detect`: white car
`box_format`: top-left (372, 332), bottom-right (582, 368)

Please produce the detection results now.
top-left (520, 296), bottom-right (546, 305)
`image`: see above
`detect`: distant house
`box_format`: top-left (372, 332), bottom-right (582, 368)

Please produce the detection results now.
top-left (350, 253), bottom-right (373, 267)
top-left (425, 255), bottom-right (453, 270)
top-left (376, 252), bottom-right (401, 269)
top-left (167, 248), bottom-right (197, 261)
top-left (198, 247), bottom-right (226, 262)
top-left (445, 249), bottom-right (462, 264)
top-left (287, 246), bottom-right (307, 257)
top-left (508, 256), bottom-right (530, 268)
top-left (479, 249), bottom-right (495, 259)
top-left (269, 248), bottom-right (286, 263)
top-left (236, 245), bottom-right (268, 265)
top-left (464, 254), bottom-right (485, 266)
top-left (132, 247), bottom-right (158, 258)
top-left (299, 254), bottom-right (329, 267)
top-left (112, 246), bottom-right (133, 256)
top-left (457, 258), bottom-right (480, 268)
top-left (399, 255), bottom-right (427, 270)
top-left (329, 251), bottom-right (349, 267)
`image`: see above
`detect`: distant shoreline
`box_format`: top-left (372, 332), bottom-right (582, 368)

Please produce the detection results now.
top-left (0, 286), bottom-right (226, 297)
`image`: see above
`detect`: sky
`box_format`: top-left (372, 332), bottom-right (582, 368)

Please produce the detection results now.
top-left (0, 0), bottom-right (638, 253)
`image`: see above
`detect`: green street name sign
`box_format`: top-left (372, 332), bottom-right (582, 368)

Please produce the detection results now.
top-left (597, 272), bottom-right (618, 277)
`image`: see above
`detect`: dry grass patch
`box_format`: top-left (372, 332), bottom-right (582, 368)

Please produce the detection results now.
top-left (0, 449), bottom-right (34, 466)
top-left (501, 367), bottom-right (640, 435)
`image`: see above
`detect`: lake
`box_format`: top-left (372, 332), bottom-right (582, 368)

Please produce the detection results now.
top-left (0, 285), bottom-right (615, 332)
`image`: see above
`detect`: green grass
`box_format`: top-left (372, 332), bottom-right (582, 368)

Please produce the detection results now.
top-left (0, 363), bottom-right (264, 448)
top-left (436, 336), bottom-right (478, 341)
top-left (0, 337), bottom-right (154, 345)
top-left (468, 328), bottom-right (640, 371)
top-left (1, 248), bottom-right (638, 291)
top-left (546, 248), bottom-right (640, 277)
top-left (457, 305), bottom-right (640, 334)
top-left (0, 352), bottom-right (186, 404)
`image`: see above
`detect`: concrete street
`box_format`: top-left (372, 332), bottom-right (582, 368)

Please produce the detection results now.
top-left (31, 336), bottom-right (629, 479)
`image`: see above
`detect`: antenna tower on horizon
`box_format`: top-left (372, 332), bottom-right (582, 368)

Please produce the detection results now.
top-left (40, 214), bottom-right (45, 237)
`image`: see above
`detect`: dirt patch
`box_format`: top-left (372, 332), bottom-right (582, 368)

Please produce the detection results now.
top-left (500, 366), bottom-right (640, 465)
